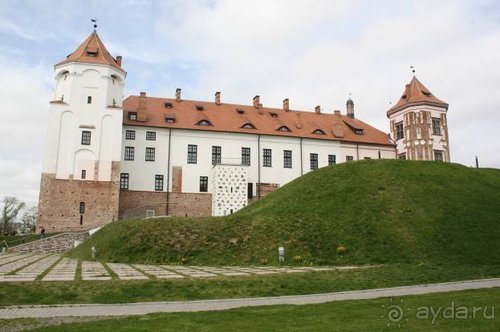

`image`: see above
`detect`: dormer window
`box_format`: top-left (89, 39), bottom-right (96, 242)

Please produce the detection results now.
top-left (86, 47), bottom-right (98, 57)
top-left (196, 119), bottom-right (212, 126)
top-left (236, 108), bottom-right (245, 114)
top-left (354, 129), bottom-right (364, 135)
top-left (270, 112), bottom-right (278, 118)
top-left (241, 123), bottom-right (256, 129)
top-left (165, 114), bottom-right (176, 123)
top-left (312, 129), bottom-right (326, 135)
top-left (195, 105), bottom-right (204, 111)
top-left (128, 112), bottom-right (137, 121)
top-left (164, 102), bottom-right (173, 108)
top-left (422, 91), bottom-right (432, 97)
top-left (277, 126), bottom-right (291, 132)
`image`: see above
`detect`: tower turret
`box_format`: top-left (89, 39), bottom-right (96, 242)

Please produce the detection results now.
top-left (38, 31), bottom-right (126, 231)
top-left (387, 76), bottom-right (450, 161)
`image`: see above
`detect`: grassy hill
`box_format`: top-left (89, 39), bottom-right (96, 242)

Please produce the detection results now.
top-left (67, 160), bottom-right (500, 266)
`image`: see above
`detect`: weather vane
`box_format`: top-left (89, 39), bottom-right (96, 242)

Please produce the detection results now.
top-left (410, 65), bottom-right (416, 74)
top-left (91, 19), bottom-right (97, 30)
top-left (349, 92), bottom-right (352, 99)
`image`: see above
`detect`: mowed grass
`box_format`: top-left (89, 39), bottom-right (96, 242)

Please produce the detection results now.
top-left (67, 160), bottom-right (500, 267)
top-left (30, 288), bottom-right (500, 331)
top-left (1, 263), bottom-right (500, 306)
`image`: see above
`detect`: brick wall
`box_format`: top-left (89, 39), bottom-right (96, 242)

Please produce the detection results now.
top-left (119, 190), bottom-right (212, 219)
top-left (38, 162), bottom-right (120, 232)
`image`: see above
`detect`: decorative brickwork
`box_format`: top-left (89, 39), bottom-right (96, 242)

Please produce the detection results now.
top-left (38, 162), bottom-right (120, 232)
top-left (119, 190), bottom-right (212, 219)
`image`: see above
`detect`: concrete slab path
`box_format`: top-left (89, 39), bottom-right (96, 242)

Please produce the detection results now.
top-left (0, 278), bottom-right (499, 319)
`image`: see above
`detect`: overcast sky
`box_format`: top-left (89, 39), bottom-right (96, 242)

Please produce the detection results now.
top-left (1, 0), bottom-right (499, 207)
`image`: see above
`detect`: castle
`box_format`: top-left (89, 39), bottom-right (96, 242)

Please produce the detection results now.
top-left (38, 31), bottom-right (450, 232)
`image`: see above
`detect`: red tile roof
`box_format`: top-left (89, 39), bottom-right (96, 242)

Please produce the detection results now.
top-left (123, 95), bottom-right (394, 146)
top-left (55, 31), bottom-right (125, 74)
top-left (387, 76), bottom-right (448, 116)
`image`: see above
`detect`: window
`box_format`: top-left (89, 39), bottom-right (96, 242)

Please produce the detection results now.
top-left (434, 150), bottom-right (444, 162)
top-left (155, 175), bottom-right (164, 191)
top-left (395, 122), bottom-right (404, 140)
top-left (398, 153), bottom-right (406, 160)
top-left (236, 108), bottom-right (245, 114)
top-left (354, 129), bottom-right (364, 135)
top-left (164, 102), bottom-right (173, 108)
top-left (128, 112), bottom-right (137, 121)
top-left (124, 147), bottom-right (135, 161)
top-left (242, 147), bottom-right (251, 166)
top-left (200, 176), bottom-right (208, 192)
top-left (277, 126), bottom-right (291, 132)
top-left (346, 156), bottom-right (354, 162)
top-left (241, 123), bottom-right (256, 129)
top-left (145, 147), bottom-right (155, 161)
top-left (81, 170), bottom-right (86, 179)
top-left (270, 112), bottom-right (278, 118)
top-left (263, 149), bottom-right (272, 167)
top-left (312, 129), bottom-right (326, 135)
top-left (81, 131), bottom-right (91, 145)
top-left (328, 154), bottom-right (336, 165)
top-left (165, 115), bottom-right (176, 123)
top-left (247, 183), bottom-right (253, 199)
top-left (125, 130), bottom-right (135, 140)
top-left (79, 202), bottom-right (85, 214)
top-left (432, 118), bottom-right (442, 135)
top-left (146, 131), bottom-right (156, 141)
top-left (87, 96), bottom-right (92, 104)
top-left (120, 173), bottom-right (129, 190)
top-left (196, 120), bottom-right (212, 126)
top-left (212, 146), bottom-right (222, 165)
top-left (187, 145), bottom-right (197, 164)
top-left (283, 150), bottom-right (292, 168)
top-left (195, 105), bottom-right (204, 111)
top-left (310, 153), bottom-right (318, 170)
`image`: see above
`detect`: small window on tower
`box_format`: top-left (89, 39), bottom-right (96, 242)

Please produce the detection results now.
top-left (81, 131), bottom-right (91, 145)
top-left (87, 96), bottom-right (92, 104)
top-left (81, 170), bottom-right (86, 179)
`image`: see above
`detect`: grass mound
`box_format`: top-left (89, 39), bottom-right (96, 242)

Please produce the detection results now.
top-left (67, 160), bottom-right (500, 266)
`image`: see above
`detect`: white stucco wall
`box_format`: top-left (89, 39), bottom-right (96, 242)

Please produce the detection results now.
top-left (212, 165), bottom-right (248, 216)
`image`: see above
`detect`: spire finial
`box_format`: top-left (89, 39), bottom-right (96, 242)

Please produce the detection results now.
top-left (410, 65), bottom-right (416, 74)
top-left (91, 19), bottom-right (98, 30)
top-left (348, 92), bottom-right (352, 99)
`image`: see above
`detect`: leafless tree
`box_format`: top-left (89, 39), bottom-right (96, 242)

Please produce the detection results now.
top-left (21, 206), bottom-right (38, 234)
top-left (1, 196), bottom-right (25, 235)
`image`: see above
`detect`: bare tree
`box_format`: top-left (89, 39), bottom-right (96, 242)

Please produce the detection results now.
top-left (21, 206), bottom-right (38, 234)
top-left (1, 196), bottom-right (25, 235)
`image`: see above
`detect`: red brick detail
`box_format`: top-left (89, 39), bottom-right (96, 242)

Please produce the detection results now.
top-left (257, 183), bottom-right (280, 198)
top-left (37, 161), bottom-right (120, 232)
top-left (118, 190), bottom-right (212, 219)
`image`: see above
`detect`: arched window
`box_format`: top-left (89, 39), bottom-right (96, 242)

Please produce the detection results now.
top-left (277, 126), bottom-right (291, 132)
top-left (196, 119), bottom-right (212, 126)
top-left (241, 123), bottom-right (256, 129)
top-left (312, 129), bottom-right (326, 135)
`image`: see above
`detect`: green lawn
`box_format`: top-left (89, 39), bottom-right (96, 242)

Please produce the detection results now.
top-left (1, 263), bottom-right (499, 307)
top-left (28, 288), bottom-right (500, 331)
top-left (67, 160), bottom-right (500, 267)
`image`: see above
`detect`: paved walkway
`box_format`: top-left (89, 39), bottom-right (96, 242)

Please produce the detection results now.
top-left (0, 253), bottom-right (343, 282)
top-left (0, 278), bottom-right (499, 319)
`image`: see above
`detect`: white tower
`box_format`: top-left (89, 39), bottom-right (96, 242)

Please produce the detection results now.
top-left (38, 31), bottom-right (126, 231)
top-left (387, 76), bottom-right (450, 162)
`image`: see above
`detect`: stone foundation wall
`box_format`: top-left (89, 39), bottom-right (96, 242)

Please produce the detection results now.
top-left (38, 162), bottom-right (120, 232)
top-left (257, 183), bottom-right (280, 198)
top-left (11, 232), bottom-right (89, 253)
top-left (119, 190), bottom-right (212, 219)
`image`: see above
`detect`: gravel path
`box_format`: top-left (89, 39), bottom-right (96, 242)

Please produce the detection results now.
top-left (1, 278), bottom-right (498, 319)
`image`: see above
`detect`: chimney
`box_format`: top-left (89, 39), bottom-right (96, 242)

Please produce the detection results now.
top-left (215, 91), bottom-right (221, 105)
top-left (315, 105), bottom-right (321, 114)
top-left (283, 98), bottom-right (289, 112)
top-left (176, 88), bottom-right (182, 102)
top-left (116, 55), bottom-right (122, 67)
top-left (253, 95), bottom-right (260, 109)
top-left (332, 110), bottom-right (344, 137)
top-left (137, 92), bottom-right (147, 122)
top-left (346, 98), bottom-right (354, 118)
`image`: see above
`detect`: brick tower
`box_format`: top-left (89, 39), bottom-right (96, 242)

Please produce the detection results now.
top-left (38, 30), bottom-right (126, 232)
top-left (387, 77), bottom-right (450, 161)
